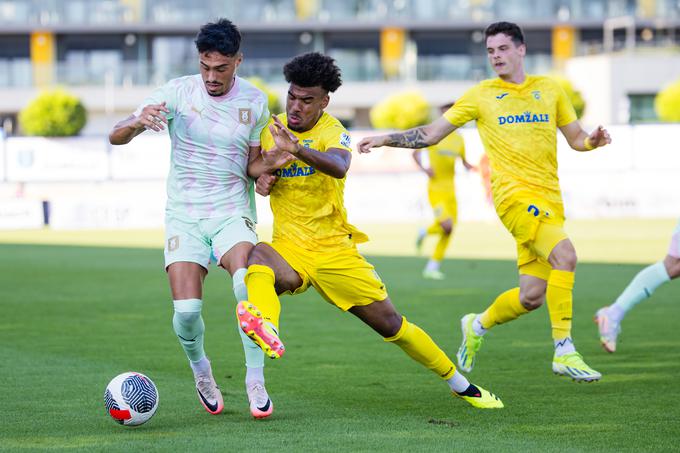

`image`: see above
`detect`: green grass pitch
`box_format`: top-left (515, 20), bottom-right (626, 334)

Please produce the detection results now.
top-left (1, 233), bottom-right (678, 451)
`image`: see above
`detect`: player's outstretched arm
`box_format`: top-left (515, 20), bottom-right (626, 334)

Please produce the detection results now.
top-left (559, 122), bottom-right (612, 152)
top-left (109, 102), bottom-right (169, 145)
top-left (357, 117), bottom-right (457, 154)
top-left (109, 102), bottom-right (170, 145)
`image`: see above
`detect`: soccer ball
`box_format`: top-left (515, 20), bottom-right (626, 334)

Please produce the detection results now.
top-left (104, 372), bottom-right (159, 426)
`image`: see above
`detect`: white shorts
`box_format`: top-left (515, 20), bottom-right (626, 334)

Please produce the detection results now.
top-left (164, 214), bottom-right (257, 270)
top-left (668, 218), bottom-right (680, 259)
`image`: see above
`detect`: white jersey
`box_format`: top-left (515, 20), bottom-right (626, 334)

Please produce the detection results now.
top-left (136, 75), bottom-right (269, 220)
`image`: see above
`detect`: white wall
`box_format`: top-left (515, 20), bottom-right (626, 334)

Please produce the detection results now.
top-left (567, 52), bottom-right (680, 125)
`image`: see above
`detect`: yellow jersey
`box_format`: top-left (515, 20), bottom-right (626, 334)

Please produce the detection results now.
top-left (443, 75), bottom-right (577, 210)
top-left (425, 131), bottom-right (466, 193)
top-left (261, 112), bottom-right (368, 251)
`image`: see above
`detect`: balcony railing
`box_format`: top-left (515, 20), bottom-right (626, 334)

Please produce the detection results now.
top-left (1, 0), bottom-right (678, 26)
top-left (0, 49), bottom-right (665, 88)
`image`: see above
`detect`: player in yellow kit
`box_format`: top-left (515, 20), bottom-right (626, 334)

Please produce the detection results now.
top-left (359, 22), bottom-right (611, 382)
top-left (413, 102), bottom-right (475, 280)
top-left (243, 52), bottom-right (503, 410)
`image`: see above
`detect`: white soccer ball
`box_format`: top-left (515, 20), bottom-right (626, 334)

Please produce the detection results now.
top-left (104, 372), bottom-right (159, 426)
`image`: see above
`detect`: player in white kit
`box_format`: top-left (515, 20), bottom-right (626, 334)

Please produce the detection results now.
top-left (595, 218), bottom-right (680, 352)
top-left (109, 19), bottom-right (290, 418)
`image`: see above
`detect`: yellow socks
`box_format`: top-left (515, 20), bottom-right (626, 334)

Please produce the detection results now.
top-left (432, 232), bottom-right (451, 261)
top-left (479, 287), bottom-right (528, 329)
top-left (245, 264), bottom-right (281, 330)
top-left (384, 317), bottom-right (456, 380)
top-left (546, 270), bottom-right (574, 341)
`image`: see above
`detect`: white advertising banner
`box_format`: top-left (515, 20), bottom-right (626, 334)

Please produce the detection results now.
top-left (109, 134), bottom-right (171, 180)
top-left (0, 131), bottom-right (5, 182)
top-left (6, 137), bottom-right (109, 182)
top-left (0, 199), bottom-right (44, 229)
top-left (49, 198), bottom-right (165, 229)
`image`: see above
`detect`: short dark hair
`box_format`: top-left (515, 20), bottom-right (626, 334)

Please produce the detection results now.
top-left (283, 52), bottom-right (342, 93)
top-left (484, 21), bottom-right (525, 46)
top-left (195, 18), bottom-right (241, 56)
top-left (440, 102), bottom-right (455, 110)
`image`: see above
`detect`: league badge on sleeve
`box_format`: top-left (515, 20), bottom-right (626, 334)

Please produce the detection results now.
top-left (340, 132), bottom-right (351, 148)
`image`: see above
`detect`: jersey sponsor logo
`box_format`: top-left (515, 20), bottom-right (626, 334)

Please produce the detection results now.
top-left (302, 139), bottom-right (314, 148)
top-left (168, 235), bottom-right (180, 251)
top-left (496, 92), bottom-right (509, 99)
top-left (191, 105), bottom-right (204, 117)
top-left (238, 108), bottom-right (252, 124)
top-left (340, 132), bottom-right (351, 147)
top-left (498, 111), bottom-right (550, 125)
top-left (242, 217), bottom-right (256, 233)
top-left (273, 162), bottom-right (316, 178)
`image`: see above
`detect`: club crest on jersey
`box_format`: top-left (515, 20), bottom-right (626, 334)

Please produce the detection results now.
top-left (340, 132), bottom-right (351, 147)
top-left (238, 108), bottom-right (251, 124)
top-left (274, 162), bottom-right (316, 178)
top-left (532, 90), bottom-right (541, 99)
top-left (498, 111), bottom-right (549, 125)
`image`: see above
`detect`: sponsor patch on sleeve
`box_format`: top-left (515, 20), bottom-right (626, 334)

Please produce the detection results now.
top-left (340, 132), bottom-right (351, 148)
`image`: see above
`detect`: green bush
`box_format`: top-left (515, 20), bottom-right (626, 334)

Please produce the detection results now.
top-left (247, 77), bottom-right (282, 115)
top-left (548, 75), bottom-right (586, 119)
top-left (655, 79), bottom-right (680, 122)
top-left (19, 89), bottom-right (87, 136)
top-left (370, 91), bottom-right (431, 130)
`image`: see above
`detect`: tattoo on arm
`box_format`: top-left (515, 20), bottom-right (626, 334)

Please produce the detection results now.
top-left (385, 127), bottom-right (429, 148)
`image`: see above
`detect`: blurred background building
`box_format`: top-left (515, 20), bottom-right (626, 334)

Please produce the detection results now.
top-left (1, 0), bottom-right (680, 133)
top-left (1, 0), bottom-right (679, 232)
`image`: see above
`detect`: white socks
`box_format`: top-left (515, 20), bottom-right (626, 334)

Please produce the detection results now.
top-left (446, 370), bottom-right (471, 393)
top-left (425, 259), bottom-right (441, 272)
top-left (611, 261), bottom-right (670, 321)
top-left (173, 298), bottom-right (206, 362)
top-left (233, 268), bottom-right (266, 369)
top-left (472, 315), bottom-right (487, 336)
top-left (554, 337), bottom-right (576, 357)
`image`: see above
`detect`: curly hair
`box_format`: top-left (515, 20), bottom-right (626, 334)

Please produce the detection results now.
top-left (283, 52), bottom-right (342, 93)
top-left (485, 21), bottom-right (525, 46)
top-left (195, 18), bottom-right (241, 56)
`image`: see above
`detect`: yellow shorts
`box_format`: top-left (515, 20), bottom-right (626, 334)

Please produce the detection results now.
top-left (269, 240), bottom-right (388, 311)
top-left (428, 188), bottom-right (457, 224)
top-left (497, 197), bottom-right (568, 279)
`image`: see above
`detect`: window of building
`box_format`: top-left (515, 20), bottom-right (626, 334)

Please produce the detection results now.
top-left (628, 93), bottom-right (658, 123)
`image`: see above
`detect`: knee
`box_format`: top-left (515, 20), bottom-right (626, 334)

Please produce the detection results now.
top-left (173, 308), bottom-right (201, 327)
top-left (551, 244), bottom-right (577, 271)
top-left (441, 220), bottom-right (453, 235)
top-left (562, 249), bottom-right (578, 271)
top-left (383, 313), bottom-right (404, 338)
top-left (665, 256), bottom-right (680, 279)
top-left (520, 288), bottom-right (545, 310)
top-left (247, 245), bottom-right (270, 267)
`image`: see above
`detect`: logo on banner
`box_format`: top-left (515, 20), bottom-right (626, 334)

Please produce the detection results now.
top-left (18, 149), bottom-right (35, 168)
